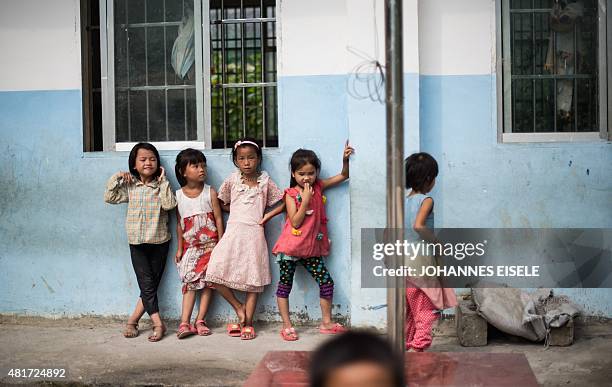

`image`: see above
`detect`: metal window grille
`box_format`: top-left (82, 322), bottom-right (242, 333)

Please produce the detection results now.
top-left (95, 0), bottom-right (278, 151)
top-left (209, 0), bottom-right (278, 148)
top-left (112, 0), bottom-right (200, 144)
top-left (502, 0), bottom-right (600, 133)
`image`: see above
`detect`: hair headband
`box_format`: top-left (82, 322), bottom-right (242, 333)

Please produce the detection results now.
top-left (233, 140), bottom-right (260, 150)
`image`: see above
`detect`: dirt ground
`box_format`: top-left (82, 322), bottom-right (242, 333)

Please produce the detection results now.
top-left (0, 315), bottom-right (610, 386)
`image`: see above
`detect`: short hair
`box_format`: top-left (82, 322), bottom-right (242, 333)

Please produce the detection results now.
top-left (405, 152), bottom-right (439, 192)
top-left (309, 331), bottom-right (404, 387)
top-left (231, 137), bottom-right (263, 168)
top-left (175, 148), bottom-right (207, 187)
top-left (289, 148), bottom-right (321, 187)
top-left (128, 142), bottom-right (162, 180)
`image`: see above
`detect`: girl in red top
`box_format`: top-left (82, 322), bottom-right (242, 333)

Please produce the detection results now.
top-left (272, 142), bottom-right (354, 341)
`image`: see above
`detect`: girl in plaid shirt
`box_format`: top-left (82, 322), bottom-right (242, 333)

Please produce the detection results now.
top-left (104, 142), bottom-right (177, 342)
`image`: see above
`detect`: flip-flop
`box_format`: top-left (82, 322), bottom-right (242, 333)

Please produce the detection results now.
top-left (123, 323), bottom-right (139, 338)
top-left (227, 323), bottom-right (242, 337)
top-left (195, 320), bottom-right (212, 336)
top-left (148, 325), bottom-right (167, 342)
top-left (240, 326), bottom-right (256, 340)
top-left (280, 327), bottom-right (299, 341)
top-left (319, 323), bottom-right (347, 335)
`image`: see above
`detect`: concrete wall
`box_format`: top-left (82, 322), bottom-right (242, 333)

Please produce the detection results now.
top-left (1, 0), bottom-right (610, 326)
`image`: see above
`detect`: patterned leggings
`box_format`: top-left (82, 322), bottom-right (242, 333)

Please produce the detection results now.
top-left (276, 257), bottom-right (334, 299)
top-left (405, 287), bottom-right (439, 351)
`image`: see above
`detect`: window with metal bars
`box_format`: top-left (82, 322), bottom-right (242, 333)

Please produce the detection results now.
top-left (81, 0), bottom-right (277, 151)
top-left (499, 0), bottom-right (610, 141)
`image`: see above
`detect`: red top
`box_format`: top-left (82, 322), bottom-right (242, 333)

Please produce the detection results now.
top-left (272, 180), bottom-right (330, 258)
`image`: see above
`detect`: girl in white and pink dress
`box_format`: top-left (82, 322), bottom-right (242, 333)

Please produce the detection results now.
top-left (205, 138), bottom-right (285, 340)
top-left (174, 148), bottom-right (224, 339)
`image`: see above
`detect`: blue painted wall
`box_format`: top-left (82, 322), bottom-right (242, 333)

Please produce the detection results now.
top-left (419, 74), bottom-right (612, 317)
top-left (1, 73), bottom-right (610, 324)
top-left (0, 76), bottom-right (353, 322)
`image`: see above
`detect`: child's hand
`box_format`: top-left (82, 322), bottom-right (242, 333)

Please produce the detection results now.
top-left (342, 140), bottom-right (355, 161)
top-left (258, 214), bottom-right (270, 226)
top-left (158, 166), bottom-right (166, 182)
top-left (175, 250), bottom-right (183, 263)
top-left (301, 182), bottom-right (314, 204)
top-left (119, 171), bottom-right (133, 184)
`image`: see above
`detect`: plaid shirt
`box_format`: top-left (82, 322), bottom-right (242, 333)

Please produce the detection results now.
top-left (104, 172), bottom-right (177, 245)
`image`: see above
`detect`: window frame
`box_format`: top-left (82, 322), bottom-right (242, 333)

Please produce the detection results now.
top-left (496, 0), bottom-right (611, 143)
top-left (97, 0), bottom-right (277, 152)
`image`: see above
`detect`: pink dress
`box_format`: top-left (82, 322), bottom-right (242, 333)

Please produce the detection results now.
top-left (272, 180), bottom-right (330, 258)
top-left (205, 170), bottom-right (283, 293)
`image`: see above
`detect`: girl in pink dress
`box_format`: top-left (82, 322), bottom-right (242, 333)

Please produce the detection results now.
top-left (174, 149), bottom-right (224, 339)
top-left (205, 138), bottom-right (285, 340)
top-left (272, 142), bottom-right (354, 341)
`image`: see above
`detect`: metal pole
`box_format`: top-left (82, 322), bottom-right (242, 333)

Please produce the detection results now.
top-left (385, 0), bottom-right (405, 357)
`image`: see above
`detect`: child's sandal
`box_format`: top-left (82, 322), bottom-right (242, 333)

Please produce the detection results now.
top-left (280, 327), bottom-right (299, 341)
top-left (176, 322), bottom-right (195, 339)
top-left (148, 325), bottom-right (167, 342)
top-left (195, 320), bottom-right (212, 336)
top-left (240, 326), bottom-right (256, 340)
top-left (123, 322), bottom-right (139, 338)
top-left (227, 323), bottom-right (242, 337)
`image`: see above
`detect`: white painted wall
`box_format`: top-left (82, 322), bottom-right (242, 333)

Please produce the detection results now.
top-left (279, 0), bottom-right (420, 77)
top-left (418, 0), bottom-right (496, 75)
top-left (0, 0), bottom-right (82, 91)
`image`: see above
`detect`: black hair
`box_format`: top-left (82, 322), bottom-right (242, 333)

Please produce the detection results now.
top-left (309, 331), bottom-right (404, 387)
top-left (175, 148), bottom-right (207, 187)
top-left (231, 137), bottom-right (263, 168)
top-left (405, 152), bottom-right (438, 192)
top-left (128, 142), bottom-right (162, 180)
top-left (289, 149), bottom-right (321, 187)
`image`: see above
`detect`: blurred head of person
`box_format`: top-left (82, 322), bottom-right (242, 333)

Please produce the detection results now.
top-left (310, 331), bottom-right (404, 387)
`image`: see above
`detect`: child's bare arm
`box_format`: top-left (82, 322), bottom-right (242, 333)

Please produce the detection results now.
top-left (413, 198), bottom-right (438, 243)
top-left (259, 200), bottom-right (286, 225)
top-left (210, 188), bottom-right (225, 239)
top-left (286, 187), bottom-right (312, 229)
top-left (175, 208), bottom-right (184, 263)
top-left (321, 140), bottom-right (354, 190)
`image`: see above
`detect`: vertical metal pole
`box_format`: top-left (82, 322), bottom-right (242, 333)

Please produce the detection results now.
top-left (385, 0), bottom-right (405, 358)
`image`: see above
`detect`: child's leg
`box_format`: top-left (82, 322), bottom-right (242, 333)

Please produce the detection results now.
top-left (276, 260), bottom-right (298, 329)
top-left (240, 292), bottom-right (258, 340)
top-left (180, 290), bottom-right (197, 324)
top-left (408, 288), bottom-right (438, 351)
top-left (405, 288), bottom-right (417, 350)
top-left (124, 298), bottom-right (145, 338)
top-left (213, 284), bottom-right (246, 324)
top-left (129, 242), bottom-right (169, 341)
top-left (194, 288), bottom-right (213, 335)
top-left (196, 288), bottom-right (213, 321)
top-left (129, 242), bottom-right (169, 319)
top-left (301, 257), bottom-right (337, 329)
top-left (244, 292), bottom-right (258, 326)
top-left (128, 298), bottom-right (146, 324)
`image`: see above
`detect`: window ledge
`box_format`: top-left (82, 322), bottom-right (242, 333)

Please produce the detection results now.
top-left (115, 141), bottom-right (206, 152)
top-left (502, 132), bottom-right (605, 143)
